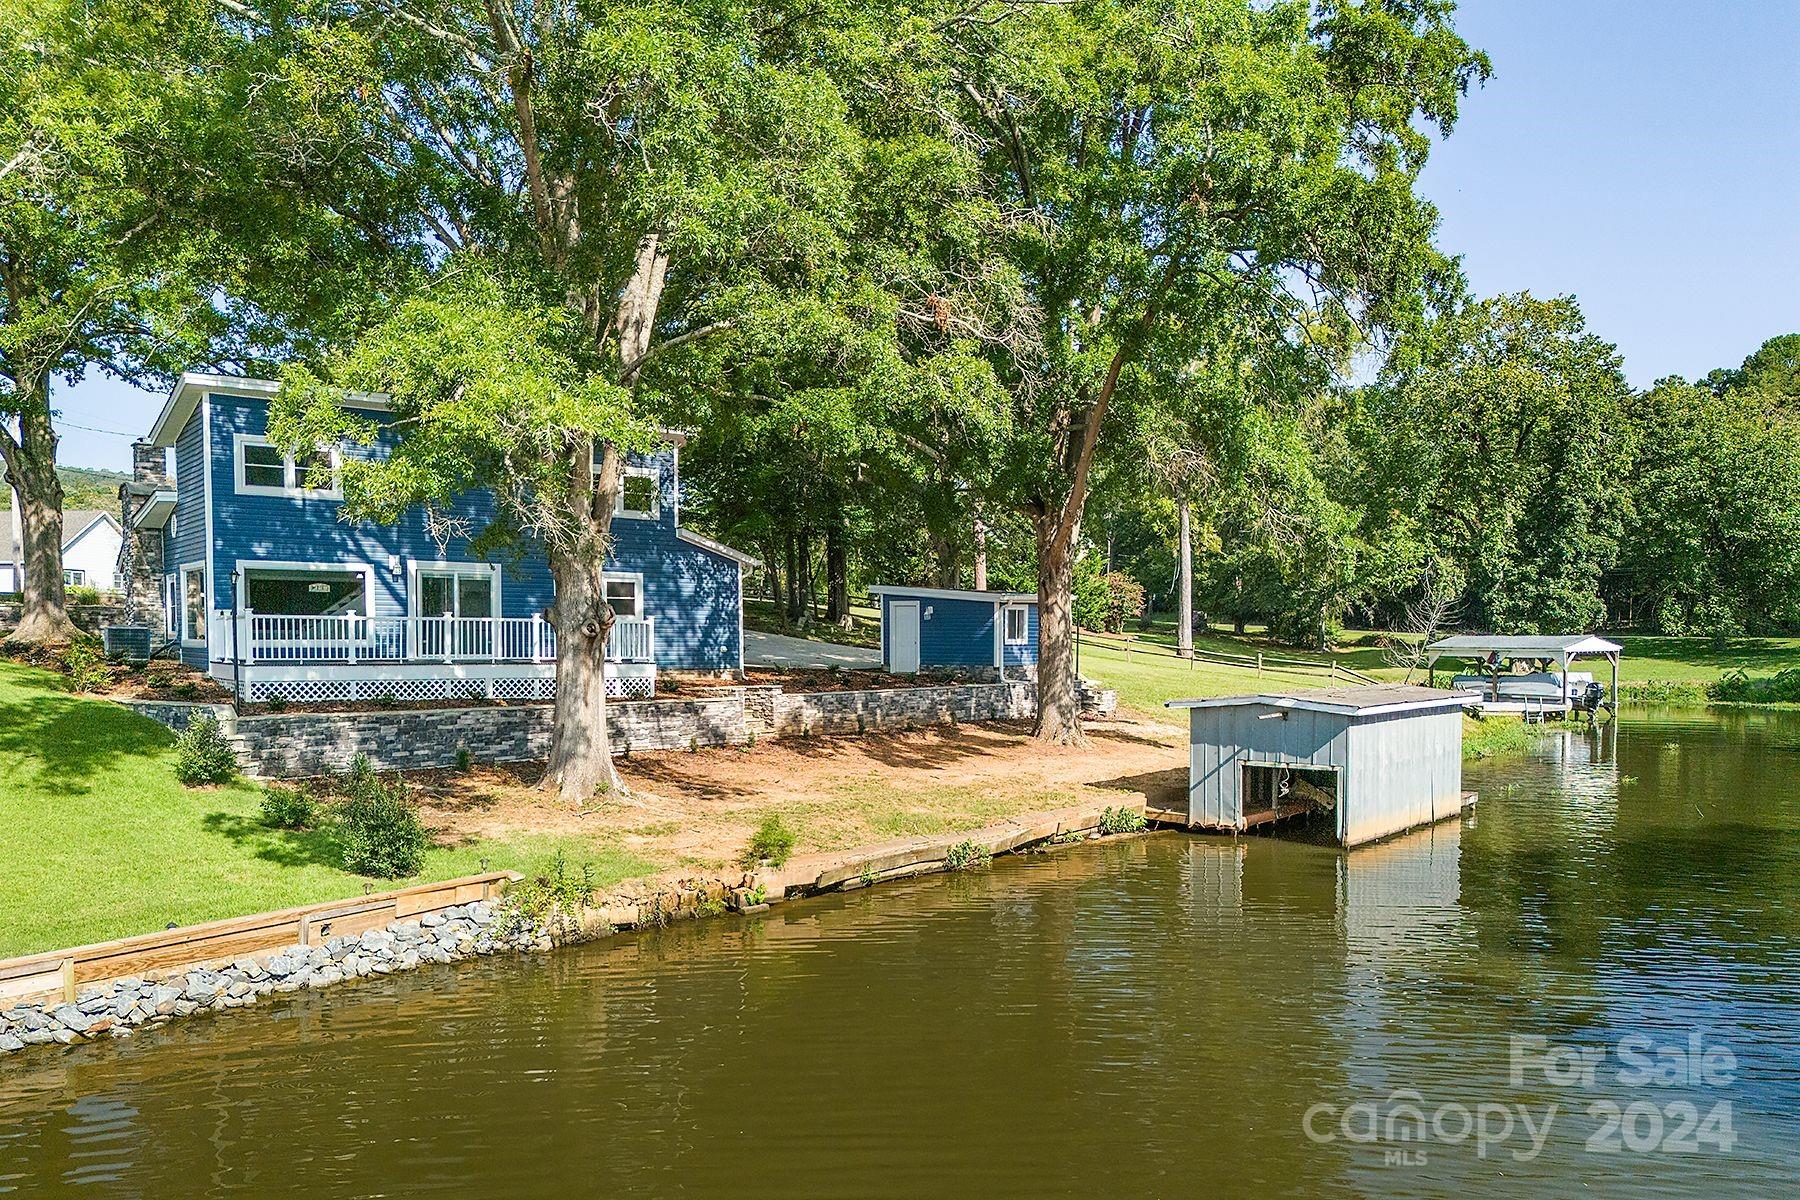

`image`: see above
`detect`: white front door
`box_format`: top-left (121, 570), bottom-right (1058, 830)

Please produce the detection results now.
top-left (889, 601), bottom-right (921, 673)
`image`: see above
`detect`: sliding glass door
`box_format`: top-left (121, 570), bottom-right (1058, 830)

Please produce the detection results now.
top-left (416, 569), bottom-right (496, 657)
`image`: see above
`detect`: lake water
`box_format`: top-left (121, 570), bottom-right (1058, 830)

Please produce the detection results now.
top-left (2, 710), bottom-right (1798, 1197)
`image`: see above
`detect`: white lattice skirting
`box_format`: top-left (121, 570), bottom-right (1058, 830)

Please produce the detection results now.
top-left (243, 669), bottom-right (655, 704)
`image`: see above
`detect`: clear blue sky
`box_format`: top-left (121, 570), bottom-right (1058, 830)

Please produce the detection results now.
top-left (47, 0), bottom-right (1800, 473)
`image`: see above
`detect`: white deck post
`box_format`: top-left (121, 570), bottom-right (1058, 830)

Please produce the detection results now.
top-left (346, 613), bottom-right (357, 664)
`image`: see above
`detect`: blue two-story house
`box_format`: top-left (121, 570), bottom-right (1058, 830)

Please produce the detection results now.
top-left (128, 372), bottom-right (757, 704)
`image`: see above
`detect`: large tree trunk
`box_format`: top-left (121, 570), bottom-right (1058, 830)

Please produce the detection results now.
top-left (825, 521), bottom-right (851, 629)
top-left (1033, 512), bottom-right (1084, 745)
top-left (2, 383), bottom-right (77, 645)
top-left (541, 443), bottom-right (625, 803)
top-left (931, 533), bottom-right (959, 589)
top-left (1176, 499), bottom-right (1192, 659)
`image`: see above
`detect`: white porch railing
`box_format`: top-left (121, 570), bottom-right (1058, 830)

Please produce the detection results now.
top-left (238, 613), bottom-right (655, 665)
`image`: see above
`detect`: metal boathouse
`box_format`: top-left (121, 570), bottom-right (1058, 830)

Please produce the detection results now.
top-left (1161, 685), bottom-right (1477, 848)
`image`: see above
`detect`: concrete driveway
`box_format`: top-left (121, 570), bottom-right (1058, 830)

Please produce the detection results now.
top-left (744, 628), bottom-right (883, 669)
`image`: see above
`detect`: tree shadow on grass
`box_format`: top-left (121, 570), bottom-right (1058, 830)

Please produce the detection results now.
top-left (200, 811), bottom-right (345, 871)
top-left (0, 684), bottom-right (179, 793)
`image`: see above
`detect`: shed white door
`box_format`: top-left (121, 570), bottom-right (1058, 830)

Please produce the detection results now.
top-left (889, 601), bottom-right (921, 673)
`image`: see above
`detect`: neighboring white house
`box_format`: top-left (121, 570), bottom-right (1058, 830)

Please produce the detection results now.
top-left (1, 498), bottom-right (124, 594)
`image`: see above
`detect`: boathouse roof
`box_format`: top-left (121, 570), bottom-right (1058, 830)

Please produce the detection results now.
top-left (1164, 685), bottom-right (1476, 718)
top-left (1425, 634), bottom-right (1622, 659)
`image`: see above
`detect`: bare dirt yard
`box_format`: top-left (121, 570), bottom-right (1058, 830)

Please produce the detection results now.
top-left (409, 712), bottom-right (1191, 874)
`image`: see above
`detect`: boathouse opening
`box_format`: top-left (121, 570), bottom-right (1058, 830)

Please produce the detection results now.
top-left (1241, 763), bottom-right (1339, 828)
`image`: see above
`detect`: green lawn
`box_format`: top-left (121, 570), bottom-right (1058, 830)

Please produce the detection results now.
top-left (1121, 615), bottom-right (1800, 688)
top-left (1077, 639), bottom-right (1347, 714)
top-left (743, 598), bottom-right (882, 649)
top-left (0, 661), bottom-right (651, 958)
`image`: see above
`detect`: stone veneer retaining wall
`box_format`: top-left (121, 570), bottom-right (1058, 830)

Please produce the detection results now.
top-left (125, 681), bottom-right (1039, 778)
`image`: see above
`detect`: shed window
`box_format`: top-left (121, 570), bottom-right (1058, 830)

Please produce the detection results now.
top-left (1004, 604), bottom-right (1029, 644)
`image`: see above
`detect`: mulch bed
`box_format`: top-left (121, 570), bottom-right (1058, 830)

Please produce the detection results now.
top-left (2, 640), bottom-right (232, 704)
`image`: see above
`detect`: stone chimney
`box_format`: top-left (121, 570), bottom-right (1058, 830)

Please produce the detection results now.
top-left (118, 441), bottom-right (170, 623)
top-left (132, 440), bottom-right (170, 489)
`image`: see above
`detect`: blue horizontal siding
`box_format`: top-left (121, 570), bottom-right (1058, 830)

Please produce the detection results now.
top-left (196, 393), bottom-right (740, 671)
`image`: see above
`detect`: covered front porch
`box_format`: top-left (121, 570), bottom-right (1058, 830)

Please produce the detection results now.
top-left (219, 561), bottom-right (656, 704)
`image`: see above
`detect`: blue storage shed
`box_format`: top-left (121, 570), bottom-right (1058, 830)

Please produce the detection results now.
top-left (869, 586), bottom-right (1038, 678)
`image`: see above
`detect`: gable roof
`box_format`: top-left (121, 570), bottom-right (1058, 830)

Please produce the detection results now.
top-left (3, 509), bottom-right (119, 565)
top-left (675, 527), bottom-right (760, 569)
top-left (1165, 685), bottom-right (1477, 718)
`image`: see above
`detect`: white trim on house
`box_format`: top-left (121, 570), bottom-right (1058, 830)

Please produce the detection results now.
top-left (131, 489), bottom-right (177, 530)
top-left (676, 527), bottom-right (761, 568)
top-left (1004, 602), bottom-right (1029, 645)
top-left (869, 584), bottom-right (1036, 604)
top-left (180, 560), bottom-right (208, 647)
top-left (602, 570), bottom-right (646, 618)
top-left (237, 559), bottom-right (376, 618)
top-left (615, 464), bottom-right (661, 520)
top-left (150, 372), bottom-right (389, 447)
top-left (232, 433), bottom-right (343, 500)
top-left (406, 559), bottom-right (501, 620)
top-left (203, 391), bottom-right (219, 664)
top-left (736, 563), bottom-right (747, 679)
top-left (991, 599), bottom-right (1003, 668)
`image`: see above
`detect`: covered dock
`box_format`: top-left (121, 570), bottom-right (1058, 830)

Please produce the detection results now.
top-left (1425, 634), bottom-right (1621, 718)
top-left (1161, 685), bottom-right (1478, 848)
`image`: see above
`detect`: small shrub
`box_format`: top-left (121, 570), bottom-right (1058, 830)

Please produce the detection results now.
top-left (170, 679), bottom-right (199, 700)
top-left (260, 784), bottom-right (317, 829)
top-left (145, 670), bottom-right (174, 690)
top-left (1098, 806), bottom-right (1147, 836)
top-left (497, 850), bottom-right (598, 939)
top-left (742, 814), bottom-right (797, 868)
top-left (454, 746), bottom-right (474, 772)
top-left (174, 713), bottom-right (237, 786)
top-left (1710, 669), bottom-right (1800, 704)
top-left (743, 882), bottom-right (768, 907)
top-left (62, 637), bottom-right (110, 694)
top-left (263, 694), bottom-right (289, 713)
top-left (68, 584), bottom-right (102, 605)
top-left (945, 839), bottom-right (992, 871)
top-left (337, 767), bottom-right (427, 877)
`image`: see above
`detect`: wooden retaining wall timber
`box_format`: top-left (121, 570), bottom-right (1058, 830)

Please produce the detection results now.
top-left (0, 871), bottom-right (519, 1007)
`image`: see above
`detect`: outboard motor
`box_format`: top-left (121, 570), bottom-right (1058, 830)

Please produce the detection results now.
top-left (1571, 681), bottom-right (1607, 714)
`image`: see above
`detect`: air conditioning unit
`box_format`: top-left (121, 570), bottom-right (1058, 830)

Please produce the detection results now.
top-left (102, 624), bottom-right (154, 663)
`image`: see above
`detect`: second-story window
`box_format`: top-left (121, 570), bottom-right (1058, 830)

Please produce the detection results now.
top-left (234, 434), bottom-right (342, 499)
top-left (616, 466), bottom-right (660, 519)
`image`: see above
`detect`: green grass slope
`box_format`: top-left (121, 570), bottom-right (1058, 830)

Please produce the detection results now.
top-left (0, 660), bottom-right (649, 958)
